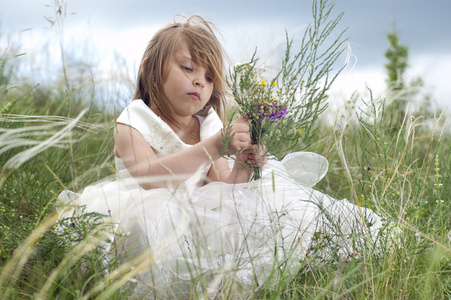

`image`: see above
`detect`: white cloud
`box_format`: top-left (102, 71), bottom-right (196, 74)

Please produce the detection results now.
top-left (408, 53), bottom-right (451, 108)
top-left (1, 1), bottom-right (449, 115)
top-left (326, 51), bottom-right (451, 113)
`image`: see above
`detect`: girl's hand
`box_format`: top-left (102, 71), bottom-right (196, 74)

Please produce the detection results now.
top-left (247, 144), bottom-right (269, 168)
top-left (222, 115), bottom-right (252, 156)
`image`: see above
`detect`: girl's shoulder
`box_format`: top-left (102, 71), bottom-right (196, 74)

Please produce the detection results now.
top-left (117, 100), bottom-right (172, 134)
top-left (116, 100), bottom-right (182, 154)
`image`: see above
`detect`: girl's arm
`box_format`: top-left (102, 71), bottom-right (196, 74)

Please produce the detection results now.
top-left (114, 116), bottom-right (251, 189)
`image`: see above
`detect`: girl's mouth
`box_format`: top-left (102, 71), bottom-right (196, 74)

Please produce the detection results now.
top-left (188, 92), bottom-right (200, 100)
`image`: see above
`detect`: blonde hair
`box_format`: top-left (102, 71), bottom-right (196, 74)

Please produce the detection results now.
top-left (133, 15), bottom-right (228, 123)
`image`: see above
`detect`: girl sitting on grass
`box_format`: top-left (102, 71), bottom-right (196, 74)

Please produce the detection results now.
top-left (60, 14), bottom-right (391, 298)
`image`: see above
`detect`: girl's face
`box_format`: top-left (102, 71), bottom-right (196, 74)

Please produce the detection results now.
top-left (163, 43), bottom-right (213, 118)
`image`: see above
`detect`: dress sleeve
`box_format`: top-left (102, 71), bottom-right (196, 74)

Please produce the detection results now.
top-left (199, 108), bottom-right (223, 141)
top-left (116, 100), bottom-right (187, 155)
top-left (117, 100), bottom-right (161, 135)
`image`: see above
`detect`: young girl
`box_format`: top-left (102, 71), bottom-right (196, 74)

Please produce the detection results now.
top-left (113, 16), bottom-right (268, 189)
top-left (60, 15), bottom-right (391, 298)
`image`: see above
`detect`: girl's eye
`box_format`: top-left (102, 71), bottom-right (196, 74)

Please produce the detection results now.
top-left (181, 66), bottom-right (192, 72)
top-left (205, 76), bottom-right (213, 83)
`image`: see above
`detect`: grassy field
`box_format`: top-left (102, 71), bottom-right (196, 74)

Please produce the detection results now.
top-left (1, 2), bottom-right (451, 299)
top-left (1, 50), bottom-right (450, 299)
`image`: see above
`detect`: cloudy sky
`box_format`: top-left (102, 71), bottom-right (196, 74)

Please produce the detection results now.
top-left (1, 0), bottom-right (450, 110)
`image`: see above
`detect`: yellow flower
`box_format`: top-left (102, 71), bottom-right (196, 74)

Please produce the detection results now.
top-left (259, 80), bottom-right (267, 86)
top-left (272, 82), bottom-right (277, 87)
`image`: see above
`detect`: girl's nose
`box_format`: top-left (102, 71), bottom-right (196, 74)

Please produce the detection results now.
top-left (192, 68), bottom-right (207, 87)
top-left (192, 76), bottom-right (205, 87)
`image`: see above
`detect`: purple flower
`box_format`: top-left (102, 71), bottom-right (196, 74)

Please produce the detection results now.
top-left (252, 101), bottom-right (287, 123)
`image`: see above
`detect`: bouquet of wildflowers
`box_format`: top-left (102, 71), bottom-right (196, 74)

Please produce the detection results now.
top-left (228, 0), bottom-right (346, 180)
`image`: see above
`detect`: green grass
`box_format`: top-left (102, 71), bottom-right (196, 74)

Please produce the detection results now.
top-left (1, 53), bottom-right (450, 299)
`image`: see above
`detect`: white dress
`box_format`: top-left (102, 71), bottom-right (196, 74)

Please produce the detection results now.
top-left (59, 100), bottom-right (390, 297)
